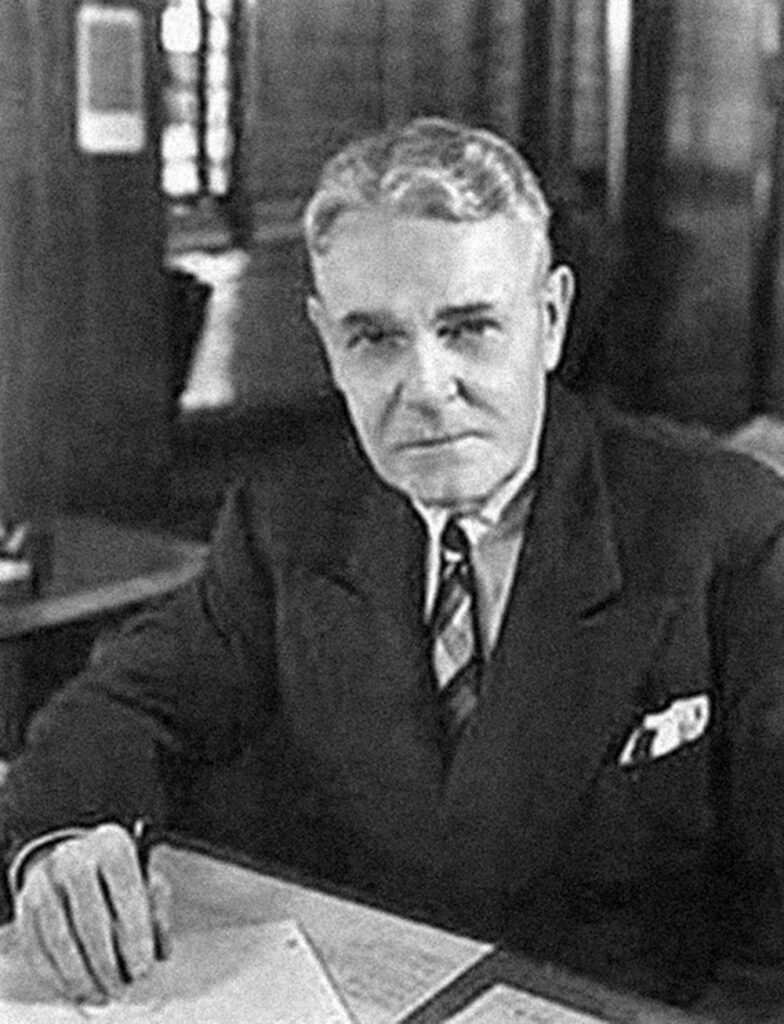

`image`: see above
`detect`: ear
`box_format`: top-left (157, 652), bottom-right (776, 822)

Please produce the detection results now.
top-left (541, 264), bottom-right (575, 372)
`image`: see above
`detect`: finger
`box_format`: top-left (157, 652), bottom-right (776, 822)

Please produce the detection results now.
top-left (16, 860), bottom-right (91, 1002)
top-left (16, 899), bottom-right (70, 999)
top-left (148, 871), bottom-right (173, 961)
top-left (93, 837), bottom-right (155, 982)
top-left (53, 852), bottom-right (126, 998)
top-left (32, 883), bottom-right (106, 1004)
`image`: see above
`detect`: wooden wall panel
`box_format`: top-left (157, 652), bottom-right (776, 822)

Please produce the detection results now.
top-left (240, 0), bottom-right (526, 209)
top-left (242, 0), bottom-right (386, 206)
top-left (572, 0), bottom-right (606, 174)
top-left (484, 0), bottom-right (529, 144)
top-left (0, 0), bottom-right (72, 518)
top-left (238, 0), bottom-right (582, 209)
top-left (0, 0), bottom-right (170, 518)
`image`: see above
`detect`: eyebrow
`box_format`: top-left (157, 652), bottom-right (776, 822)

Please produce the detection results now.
top-left (435, 302), bottom-right (498, 320)
top-left (338, 302), bottom-right (498, 329)
top-left (338, 311), bottom-right (401, 329)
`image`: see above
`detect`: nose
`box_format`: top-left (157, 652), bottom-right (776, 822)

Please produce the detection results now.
top-left (400, 333), bottom-right (458, 409)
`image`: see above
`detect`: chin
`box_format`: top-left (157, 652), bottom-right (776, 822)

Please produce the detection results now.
top-left (394, 473), bottom-right (490, 510)
top-left (376, 450), bottom-right (507, 508)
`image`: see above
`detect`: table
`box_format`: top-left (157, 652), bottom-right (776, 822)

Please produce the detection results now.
top-left (158, 843), bottom-right (721, 1023)
top-left (0, 841), bottom-right (709, 1024)
top-left (157, 844), bottom-right (492, 1024)
top-left (165, 845), bottom-right (716, 1024)
top-left (0, 516), bottom-right (206, 756)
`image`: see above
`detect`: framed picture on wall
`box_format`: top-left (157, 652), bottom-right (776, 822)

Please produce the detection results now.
top-left (76, 4), bottom-right (146, 154)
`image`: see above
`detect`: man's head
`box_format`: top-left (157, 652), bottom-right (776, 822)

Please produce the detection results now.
top-left (305, 117), bottom-right (574, 512)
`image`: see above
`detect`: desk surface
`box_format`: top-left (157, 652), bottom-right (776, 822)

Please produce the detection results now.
top-left (0, 843), bottom-right (491, 1024)
top-left (157, 844), bottom-right (491, 1024)
top-left (0, 516), bottom-right (206, 640)
top-left (160, 844), bottom-right (711, 1024)
top-left (3, 841), bottom-right (713, 1024)
top-left (0, 842), bottom-right (735, 1024)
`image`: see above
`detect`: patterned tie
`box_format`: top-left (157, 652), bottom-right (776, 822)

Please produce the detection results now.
top-left (431, 517), bottom-right (482, 758)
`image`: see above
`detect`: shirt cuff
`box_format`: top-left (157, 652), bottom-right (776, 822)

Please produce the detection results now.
top-left (8, 828), bottom-right (90, 899)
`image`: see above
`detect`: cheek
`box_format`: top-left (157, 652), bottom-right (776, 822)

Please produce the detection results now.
top-left (341, 380), bottom-right (390, 438)
top-left (478, 373), bottom-right (546, 451)
top-left (471, 365), bottom-right (541, 414)
top-left (326, 350), bottom-right (352, 393)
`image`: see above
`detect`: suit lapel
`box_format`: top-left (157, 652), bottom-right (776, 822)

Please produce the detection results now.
top-left (291, 450), bottom-right (445, 833)
top-left (441, 385), bottom-right (678, 893)
top-left (302, 454), bottom-right (428, 693)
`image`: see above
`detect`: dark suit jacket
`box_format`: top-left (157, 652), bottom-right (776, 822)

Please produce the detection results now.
top-left (4, 382), bottom-right (784, 1005)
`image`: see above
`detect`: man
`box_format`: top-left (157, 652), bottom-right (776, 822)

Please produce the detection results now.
top-left (3, 117), bottom-right (784, 1011)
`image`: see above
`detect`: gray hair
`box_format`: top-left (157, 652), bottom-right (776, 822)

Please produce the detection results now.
top-left (303, 117), bottom-right (552, 262)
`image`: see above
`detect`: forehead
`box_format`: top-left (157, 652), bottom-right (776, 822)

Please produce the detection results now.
top-left (311, 209), bottom-right (544, 316)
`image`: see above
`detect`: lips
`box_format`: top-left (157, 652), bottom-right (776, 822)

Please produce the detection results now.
top-left (396, 432), bottom-right (480, 450)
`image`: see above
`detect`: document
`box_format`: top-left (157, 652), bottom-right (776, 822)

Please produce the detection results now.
top-left (0, 918), bottom-right (355, 1023)
top-left (158, 846), bottom-right (492, 1024)
top-left (317, 919), bottom-right (485, 1024)
top-left (445, 984), bottom-right (607, 1024)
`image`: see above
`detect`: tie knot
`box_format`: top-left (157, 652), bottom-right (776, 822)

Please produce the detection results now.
top-left (441, 517), bottom-right (471, 561)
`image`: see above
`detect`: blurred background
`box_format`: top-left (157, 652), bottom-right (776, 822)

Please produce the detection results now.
top-left (3, 0), bottom-right (784, 539)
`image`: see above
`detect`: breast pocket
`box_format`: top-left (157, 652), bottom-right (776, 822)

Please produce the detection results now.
top-left (576, 720), bottom-right (716, 892)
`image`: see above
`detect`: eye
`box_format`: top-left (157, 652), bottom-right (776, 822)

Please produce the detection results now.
top-left (439, 317), bottom-right (501, 344)
top-left (346, 325), bottom-right (404, 350)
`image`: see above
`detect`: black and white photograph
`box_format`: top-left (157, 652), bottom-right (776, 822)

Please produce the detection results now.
top-left (2, 2), bottom-right (784, 1021)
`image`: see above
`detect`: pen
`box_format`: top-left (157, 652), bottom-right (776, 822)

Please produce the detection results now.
top-left (132, 817), bottom-right (152, 883)
top-left (131, 818), bottom-right (169, 961)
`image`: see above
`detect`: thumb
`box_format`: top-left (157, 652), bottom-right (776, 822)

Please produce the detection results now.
top-left (147, 869), bottom-right (173, 961)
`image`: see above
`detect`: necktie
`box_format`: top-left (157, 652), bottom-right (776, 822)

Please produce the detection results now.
top-left (431, 517), bottom-right (482, 757)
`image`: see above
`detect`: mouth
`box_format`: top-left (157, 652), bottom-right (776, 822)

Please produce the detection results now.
top-left (396, 432), bottom-right (481, 451)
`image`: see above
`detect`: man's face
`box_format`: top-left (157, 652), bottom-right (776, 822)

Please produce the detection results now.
top-left (308, 209), bottom-right (574, 510)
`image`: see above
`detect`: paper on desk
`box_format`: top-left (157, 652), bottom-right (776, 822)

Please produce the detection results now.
top-left (0, 918), bottom-right (355, 1024)
top-left (445, 984), bottom-right (607, 1024)
top-left (159, 846), bottom-right (492, 1024)
top-left (317, 922), bottom-right (489, 1024)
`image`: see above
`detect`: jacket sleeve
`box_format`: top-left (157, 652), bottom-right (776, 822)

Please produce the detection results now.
top-left (708, 516), bottom-right (784, 1005)
top-left (0, 478), bottom-right (278, 881)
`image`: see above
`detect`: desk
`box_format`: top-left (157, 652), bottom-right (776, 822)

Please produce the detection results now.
top-left (0, 842), bottom-right (709, 1023)
top-left (154, 844), bottom-right (705, 1024)
top-left (0, 516), bottom-right (206, 756)
top-left (157, 844), bottom-right (491, 1024)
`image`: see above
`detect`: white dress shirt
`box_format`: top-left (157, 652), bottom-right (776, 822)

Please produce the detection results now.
top-left (412, 461), bottom-right (536, 656)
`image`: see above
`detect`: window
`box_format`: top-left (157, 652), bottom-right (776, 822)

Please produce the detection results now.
top-left (160, 0), bottom-right (237, 200)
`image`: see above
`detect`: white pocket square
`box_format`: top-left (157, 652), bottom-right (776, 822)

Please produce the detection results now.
top-left (618, 694), bottom-right (710, 767)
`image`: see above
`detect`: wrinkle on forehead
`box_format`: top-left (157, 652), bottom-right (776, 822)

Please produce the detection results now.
top-left (311, 210), bottom-right (546, 321)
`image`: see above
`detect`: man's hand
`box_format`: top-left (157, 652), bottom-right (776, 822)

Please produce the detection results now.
top-left (14, 823), bottom-right (171, 1005)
